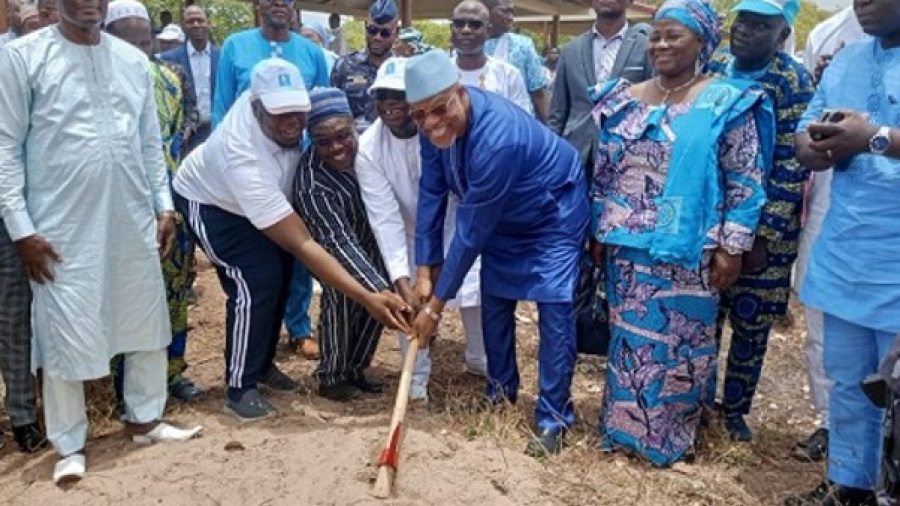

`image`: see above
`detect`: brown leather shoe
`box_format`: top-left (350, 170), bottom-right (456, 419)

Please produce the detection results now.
top-left (291, 337), bottom-right (320, 360)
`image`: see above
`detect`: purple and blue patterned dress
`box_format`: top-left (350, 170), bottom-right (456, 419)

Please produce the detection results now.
top-left (591, 79), bottom-right (768, 466)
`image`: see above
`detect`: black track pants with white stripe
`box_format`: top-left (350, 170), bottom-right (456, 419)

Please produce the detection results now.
top-left (174, 191), bottom-right (293, 392)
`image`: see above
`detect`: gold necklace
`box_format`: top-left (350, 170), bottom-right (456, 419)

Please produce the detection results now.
top-left (654, 75), bottom-right (698, 104)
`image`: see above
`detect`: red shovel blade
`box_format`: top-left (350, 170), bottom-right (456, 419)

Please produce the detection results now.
top-left (377, 423), bottom-right (403, 469)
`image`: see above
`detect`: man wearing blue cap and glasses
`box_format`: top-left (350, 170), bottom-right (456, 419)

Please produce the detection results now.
top-left (705, 0), bottom-right (814, 443)
top-left (404, 50), bottom-right (589, 457)
top-left (331, 0), bottom-right (399, 132)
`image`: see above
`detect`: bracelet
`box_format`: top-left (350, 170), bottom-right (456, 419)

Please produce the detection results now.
top-left (422, 304), bottom-right (442, 322)
top-left (158, 211), bottom-right (177, 220)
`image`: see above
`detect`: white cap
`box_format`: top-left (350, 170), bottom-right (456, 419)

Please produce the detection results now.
top-left (250, 59), bottom-right (311, 115)
top-left (105, 0), bottom-right (149, 25)
top-left (369, 57), bottom-right (406, 96)
top-left (156, 23), bottom-right (185, 42)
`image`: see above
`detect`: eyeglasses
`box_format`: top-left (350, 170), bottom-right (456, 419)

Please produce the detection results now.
top-left (378, 106), bottom-right (407, 117)
top-left (410, 94), bottom-right (457, 123)
top-left (451, 19), bottom-right (485, 31)
top-left (366, 25), bottom-right (395, 38)
top-left (312, 129), bottom-right (355, 149)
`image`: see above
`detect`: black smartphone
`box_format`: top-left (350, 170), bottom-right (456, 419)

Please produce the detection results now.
top-left (821, 110), bottom-right (845, 123)
top-left (810, 110), bottom-right (845, 141)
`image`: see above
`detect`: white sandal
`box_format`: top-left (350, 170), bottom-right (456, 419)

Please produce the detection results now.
top-left (52, 453), bottom-right (86, 485)
top-left (132, 422), bottom-right (203, 444)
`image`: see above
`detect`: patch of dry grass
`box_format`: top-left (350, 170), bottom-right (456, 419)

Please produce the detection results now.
top-left (412, 300), bottom-right (825, 506)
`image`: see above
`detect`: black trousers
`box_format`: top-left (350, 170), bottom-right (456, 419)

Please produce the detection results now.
top-left (174, 190), bottom-right (292, 393)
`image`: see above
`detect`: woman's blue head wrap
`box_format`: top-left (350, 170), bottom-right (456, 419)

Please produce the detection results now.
top-left (654, 0), bottom-right (722, 66)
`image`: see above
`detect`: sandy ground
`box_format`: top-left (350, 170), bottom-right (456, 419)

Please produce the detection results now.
top-left (0, 258), bottom-right (827, 506)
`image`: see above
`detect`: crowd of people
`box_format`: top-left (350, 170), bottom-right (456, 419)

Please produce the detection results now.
top-left (0, 0), bottom-right (898, 503)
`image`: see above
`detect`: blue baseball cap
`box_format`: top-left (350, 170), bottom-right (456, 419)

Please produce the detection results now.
top-left (733, 0), bottom-right (799, 26)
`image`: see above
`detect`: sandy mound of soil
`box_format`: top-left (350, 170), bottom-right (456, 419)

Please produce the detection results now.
top-left (0, 416), bottom-right (549, 506)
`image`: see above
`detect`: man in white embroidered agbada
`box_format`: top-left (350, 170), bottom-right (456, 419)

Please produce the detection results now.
top-left (0, 0), bottom-right (202, 485)
top-left (450, 0), bottom-right (532, 115)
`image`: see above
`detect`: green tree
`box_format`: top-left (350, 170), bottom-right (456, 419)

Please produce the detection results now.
top-left (792, 1), bottom-right (833, 48)
top-left (141, 0), bottom-right (253, 45)
top-left (414, 20), bottom-right (451, 49)
top-left (344, 19), bottom-right (365, 51)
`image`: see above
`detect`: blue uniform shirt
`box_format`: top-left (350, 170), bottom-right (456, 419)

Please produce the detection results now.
top-left (331, 50), bottom-right (380, 132)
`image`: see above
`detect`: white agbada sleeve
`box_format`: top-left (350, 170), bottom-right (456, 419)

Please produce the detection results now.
top-left (0, 48), bottom-right (36, 240)
top-left (356, 138), bottom-right (411, 284)
top-left (138, 67), bottom-right (174, 214)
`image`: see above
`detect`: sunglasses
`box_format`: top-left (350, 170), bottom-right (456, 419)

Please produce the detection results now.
top-left (312, 129), bottom-right (355, 149)
top-left (451, 18), bottom-right (485, 31)
top-left (411, 94), bottom-right (457, 123)
top-left (366, 25), bottom-right (395, 38)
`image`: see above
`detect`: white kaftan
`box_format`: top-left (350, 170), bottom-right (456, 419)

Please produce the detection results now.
top-left (0, 27), bottom-right (173, 381)
top-left (356, 120), bottom-right (480, 308)
top-left (356, 120), bottom-right (488, 384)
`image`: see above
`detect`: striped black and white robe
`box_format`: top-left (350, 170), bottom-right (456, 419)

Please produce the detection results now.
top-left (294, 149), bottom-right (390, 387)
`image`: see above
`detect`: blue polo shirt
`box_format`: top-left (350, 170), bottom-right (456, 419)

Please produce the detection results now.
top-left (212, 28), bottom-right (328, 127)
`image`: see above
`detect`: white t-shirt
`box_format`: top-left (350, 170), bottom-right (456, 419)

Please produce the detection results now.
top-left (802, 7), bottom-right (865, 75)
top-left (173, 92), bottom-right (300, 229)
top-left (454, 55), bottom-right (533, 115)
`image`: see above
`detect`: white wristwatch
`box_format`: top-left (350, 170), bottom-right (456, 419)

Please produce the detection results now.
top-left (869, 126), bottom-right (892, 155)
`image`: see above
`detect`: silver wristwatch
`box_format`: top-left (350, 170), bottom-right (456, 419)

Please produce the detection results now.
top-left (869, 126), bottom-right (892, 155)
